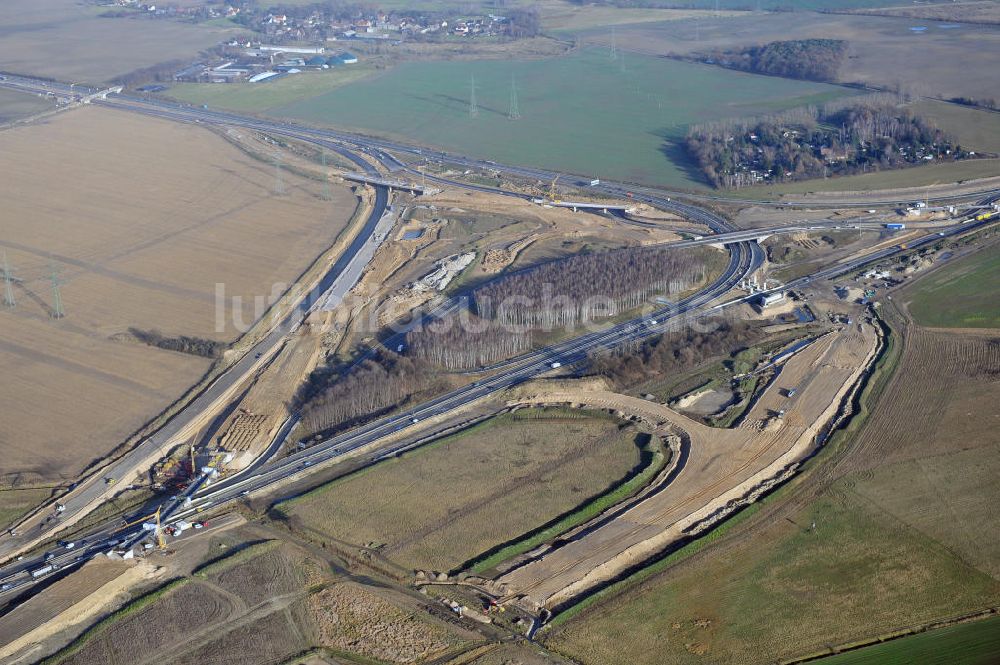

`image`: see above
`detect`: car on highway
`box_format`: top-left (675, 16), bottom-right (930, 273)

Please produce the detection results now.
top-left (411, 417), bottom-right (420, 424)
top-left (550, 361), bottom-right (562, 369)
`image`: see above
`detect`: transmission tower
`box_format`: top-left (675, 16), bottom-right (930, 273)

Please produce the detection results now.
top-left (610, 27), bottom-right (617, 60)
top-left (50, 264), bottom-right (64, 319)
top-left (2, 251), bottom-right (15, 308)
top-left (469, 74), bottom-right (478, 117)
top-left (507, 74), bottom-right (521, 120)
top-left (273, 153), bottom-right (285, 195)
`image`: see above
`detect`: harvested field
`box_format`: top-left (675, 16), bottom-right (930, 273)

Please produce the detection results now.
top-left (0, 486), bottom-right (54, 531)
top-left (544, 307), bottom-right (1000, 664)
top-left (0, 106), bottom-right (356, 482)
top-left (308, 582), bottom-right (465, 663)
top-left (850, 1), bottom-right (1000, 26)
top-left (281, 409), bottom-right (644, 572)
top-left (0, 558), bottom-right (130, 654)
top-left (207, 544), bottom-right (306, 608)
top-left (500, 324), bottom-right (879, 610)
top-left (58, 581), bottom-right (237, 665)
top-left (0, 0), bottom-right (238, 83)
top-left (0, 88), bottom-right (54, 124)
top-left (577, 12), bottom-right (1000, 100)
top-left (166, 610), bottom-right (309, 665)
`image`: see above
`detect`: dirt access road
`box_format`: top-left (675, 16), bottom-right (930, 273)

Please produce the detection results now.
top-left (498, 322), bottom-right (879, 611)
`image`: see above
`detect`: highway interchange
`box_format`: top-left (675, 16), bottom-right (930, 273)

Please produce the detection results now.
top-left (0, 73), bottom-right (997, 607)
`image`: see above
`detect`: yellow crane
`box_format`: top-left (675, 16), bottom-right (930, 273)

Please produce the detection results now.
top-left (115, 506), bottom-right (166, 549)
top-left (548, 174), bottom-right (561, 203)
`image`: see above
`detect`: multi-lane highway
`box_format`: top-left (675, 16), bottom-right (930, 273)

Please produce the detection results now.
top-left (0, 72), bottom-right (996, 606)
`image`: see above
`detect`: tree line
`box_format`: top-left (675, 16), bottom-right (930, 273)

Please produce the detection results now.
top-left (587, 319), bottom-right (760, 388)
top-left (298, 352), bottom-right (449, 436)
top-left (129, 328), bottom-right (225, 358)
top-left (685, 96), bottom-right (963, 188)
top-left (404, 313), bottom-right (533, 370)
top-left (471, 246), bottom-right (708, 329)
top-left (705, 39), bottom-right (848, 82)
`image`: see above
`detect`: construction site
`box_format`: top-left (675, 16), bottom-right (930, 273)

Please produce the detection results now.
top-left (0, 55), bottom-right (998, 665)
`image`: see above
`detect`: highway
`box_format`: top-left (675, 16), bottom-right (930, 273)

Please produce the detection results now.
top-left (0, 72), bottom-right (995, 606)
top-left (0, 119), bottom-right (393, 563)
top-left (5, 210), bottom-right (992, 603)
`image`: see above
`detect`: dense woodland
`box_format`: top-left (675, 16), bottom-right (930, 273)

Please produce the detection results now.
top-left (129, 328), bottom-right (225, 358)
top-left (299, 353), bottom-right (448, 436)
top-left (685, 96), bottom-right (963, 189)
top-left (588, 319), bottom-right (760, 388)
top-left (705, 39), bottom-right (848, 82)
top-left (404, 313), bottom-right (533, 369)
top-left (472, 246), bottom-right (708, 329)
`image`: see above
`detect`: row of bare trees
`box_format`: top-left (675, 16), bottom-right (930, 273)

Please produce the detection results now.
top-left (588, 319), bottom-right (760, 388)
top-left (472, 246), bottom-right (707, 328)
top-left (404, 314), bottom-right (533, 369)
top-left (299, 354), bottom-right (448, 435)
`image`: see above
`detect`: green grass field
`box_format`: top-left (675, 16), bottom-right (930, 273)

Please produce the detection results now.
top-left (269, 49), bottom-right (850, 188)
top-left (545, 485), bottom-right (1000, 665)
top-left (167, 66), bottom-right (376, 112)
top-left (815, 615), bottom-right (1000, 665)
top-left (907, 245), bottom-right (1000, 328)
top-left (279, 408), bottom-right (644, 572)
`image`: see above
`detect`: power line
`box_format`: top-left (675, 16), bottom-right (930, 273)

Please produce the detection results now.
top-left (469, 74), bottom-right (478, 117)
top-left (508, 74), bottom-right (521, 120)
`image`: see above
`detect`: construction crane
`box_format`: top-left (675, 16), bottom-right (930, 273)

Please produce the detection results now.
top-left (115, 506), bottom-right (166, 549)
top-left (547, 174), bottom-right (561, 203)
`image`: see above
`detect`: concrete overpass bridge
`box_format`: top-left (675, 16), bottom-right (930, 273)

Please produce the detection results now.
top-left (537, 199), bottom-right (635, 214)
top-left (341, 172), bottom-right (430, 194)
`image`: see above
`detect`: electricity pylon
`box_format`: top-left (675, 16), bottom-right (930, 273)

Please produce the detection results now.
top-left (507, 74), bottom-right (521, 120)
top-left (50, 264), bottom-right (64, 318)
top-left (469, 74), bottom-right (478, 117)
top-left (2, 251), bottom-right (15, 308)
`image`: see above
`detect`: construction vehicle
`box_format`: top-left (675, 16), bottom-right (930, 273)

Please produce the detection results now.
top-left (105, 477), bottom-right (116, 486)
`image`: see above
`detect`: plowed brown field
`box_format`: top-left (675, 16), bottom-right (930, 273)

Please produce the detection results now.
top-left (0, 107), bottom-right (356, 482)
